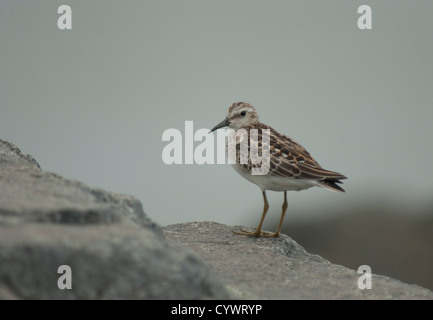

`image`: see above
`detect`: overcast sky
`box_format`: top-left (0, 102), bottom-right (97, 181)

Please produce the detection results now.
top-left (1, 1), bottom-right (432, 226)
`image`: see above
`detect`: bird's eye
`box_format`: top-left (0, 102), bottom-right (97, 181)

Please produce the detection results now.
top-left (240, 111), bottom-right (247, 116)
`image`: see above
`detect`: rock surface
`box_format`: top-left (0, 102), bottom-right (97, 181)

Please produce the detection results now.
top-left (1, 139), bottom-right (433, 300)
top-left (0, 139), bottom-right (230, 299)
top-left (164, 222), bottom-right (433, 299)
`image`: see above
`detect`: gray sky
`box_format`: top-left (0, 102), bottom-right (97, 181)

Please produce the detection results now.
top-left (1, 1), bottom-right (432, 226)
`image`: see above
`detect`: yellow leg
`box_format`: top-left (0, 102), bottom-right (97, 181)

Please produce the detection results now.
top-left (234, 191), bottom-right (269, 237)
top-left (271, 191), bottom-right (288, 237)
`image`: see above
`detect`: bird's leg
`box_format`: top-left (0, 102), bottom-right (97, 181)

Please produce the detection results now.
top-left (234, 191), bottom-right (269, 237)
top-left (268, 191), bottom-right (288, 237)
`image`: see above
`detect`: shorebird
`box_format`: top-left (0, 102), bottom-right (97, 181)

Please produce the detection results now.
top-left (211, 102), bottom-right (347, 237)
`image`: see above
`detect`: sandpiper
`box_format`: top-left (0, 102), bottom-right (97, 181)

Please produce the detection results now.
top-left (211, 102), bottom-right (347, 237)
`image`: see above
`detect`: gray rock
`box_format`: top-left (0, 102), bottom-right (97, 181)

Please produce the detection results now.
top-left (0, 139), bottom-right (159, 232)
top-left (164, 222), bottom-right (433, 299)
top-left (2, 138), bottom-right (432, 300)
top-left (0, 140), bottom-right (230, 299)
top-left (0, 224), bottom-right (228, 299)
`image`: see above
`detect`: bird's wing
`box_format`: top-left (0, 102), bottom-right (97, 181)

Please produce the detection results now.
top-left (244, 124), bottom-right (347, 181)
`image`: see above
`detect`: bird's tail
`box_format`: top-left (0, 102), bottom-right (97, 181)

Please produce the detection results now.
top-left (317, 178), bottom-right (346, 192)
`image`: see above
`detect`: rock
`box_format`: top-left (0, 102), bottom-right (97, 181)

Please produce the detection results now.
top-left (0, 139), bottom-right (159, 231)
top-left (0, 139), bottom-right (230, 299)
top-left (163, 222), bottom-right (433, 299)
top-left (2, 138), bottom-right (432, 300)
top-left (0, 224), bottom-right (229, 299)
top-left (280, 209), bottom-right (433, 292)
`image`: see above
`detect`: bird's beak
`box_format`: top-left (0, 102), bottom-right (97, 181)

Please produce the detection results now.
top-left (210, 117), bottom-right (230, 132)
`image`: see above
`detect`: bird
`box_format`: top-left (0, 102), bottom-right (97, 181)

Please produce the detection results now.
top-left (210, 102), bottom-right (347, 238)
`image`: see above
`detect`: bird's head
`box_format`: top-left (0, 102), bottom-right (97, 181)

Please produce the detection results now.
top-left (211, 102), bottom-right (259, 132)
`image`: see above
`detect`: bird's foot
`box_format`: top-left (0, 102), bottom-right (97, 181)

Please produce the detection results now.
top-left (233, 228), bottom-right (280, 238)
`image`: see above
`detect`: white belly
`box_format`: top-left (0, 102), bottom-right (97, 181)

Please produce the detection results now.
top-left (231, 164), bottom-right (317, 192)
